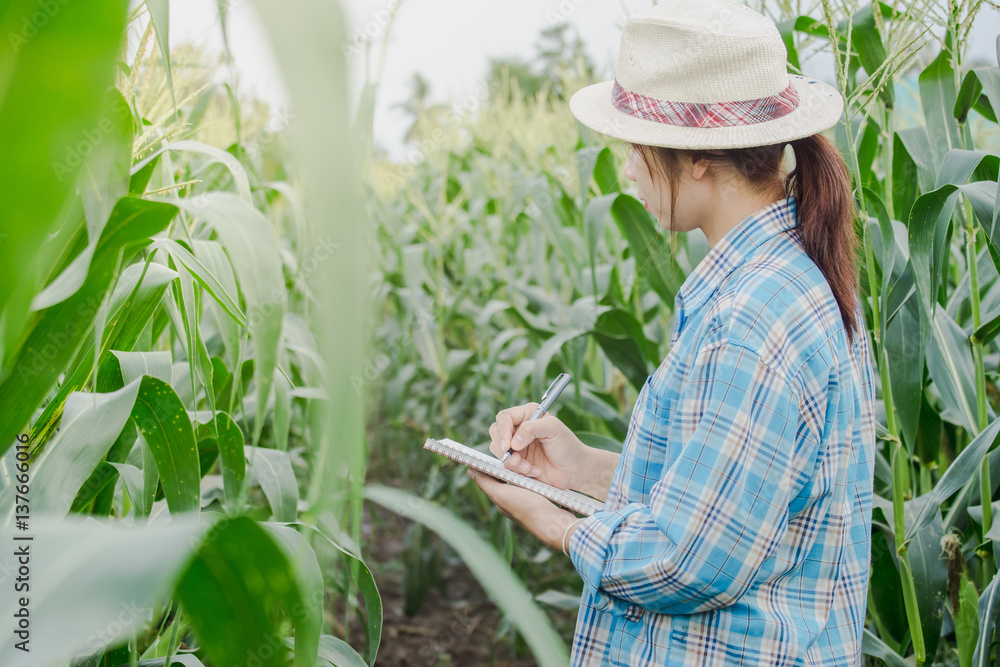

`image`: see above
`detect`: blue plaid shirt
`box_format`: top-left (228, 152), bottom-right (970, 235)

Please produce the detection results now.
top-left (568, 196), bottom-right (877, 665)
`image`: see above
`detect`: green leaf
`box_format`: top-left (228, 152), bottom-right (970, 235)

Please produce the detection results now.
top-left (313, 636), bottom-right (369, 667)
top-left (528, 176), bottom-right (583, 280)
top-left (592, 308), bottom-right (655, 390)
top-left (365, 485), bottom-right (569, 665)
top-left (908, 185), bottom-right (958, 325)
top-left (862, 628), bottom-right (911, 667)
top-left (583, 194), bottom-right (615, 287)
top-left (884, 292), bottom-right (923, 451)
top-left (135, 141), bottom-right (252, 203)
top-left (0, 379), bottom-right (141, 520)
top-left (109, 461), bottom-right (149, 517)
top-left (575, 146), bottom-right (602, 201)
top-left (32, 89), bottom-right (134, 311)
top-left (247, 446), bottom-right (299, 522)
top-left (843, 4), bottom-right (894, 107)
top-left (131, 376), bottom-right (201, 515)
top-left (867, 530), bottom-right (906, 646)
top-left (955, 66), bottom-right (1000, 123)
top-left (215, 411), bottom-right (245, 514)
top-left (972, 577), bottom-right (999, 666)
top-left (959, 180), bottom-right (1000, 279)
top-left (263, 524), bottom-right (322, 667)
top-left (162, 194), bottom-right (285, 448)
top-left (0, 0), bottom-right (129, 365)
top-left (0, 197), bottom-right (178, 459)
top-left (919, 49), bottom-right (962, 170)
top-left (193, 239), bottom-right (243, 370)
top-left (905, 413), bottom-right (1000, 541)
top-left (611, 194), bottom-right (683, 305)
top-left (146, 0), bottom-right (176, 114)
top-left (593, 146), bottom-right (620, 195)
top-left (113, 351), bottom-right (172, 385)
top-left (928, 308), bottom-right (984, 434)
top-left (306, 519), bottom-right (382, 666)
top-left (0, 515), bottom-right (205, 667)
top-left (935, 150), bottom-right (999, 190)
top-left (905, 505), bottom-right (946, 662)
top-left (857, 120), bottom-right (881, 188)
top-left (175, 516), bottom-right (299, 667)
top-left (892, 128), bottom-right (930, 221)
top-left (151, 238), bottom-right (246, 327)
top-left (953, 571), bottom-right (980, 667)
top-left (272, 368), bottom-right (292, 452)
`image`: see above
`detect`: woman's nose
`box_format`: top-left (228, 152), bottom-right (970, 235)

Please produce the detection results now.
top-left (624, 148), bottom-right (636, 182)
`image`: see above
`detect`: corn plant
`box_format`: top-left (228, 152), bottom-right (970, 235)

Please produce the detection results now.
top-left (0, 1), bottom-right (383, 666)
top-left (365, 2), bottom-right (1000, 665)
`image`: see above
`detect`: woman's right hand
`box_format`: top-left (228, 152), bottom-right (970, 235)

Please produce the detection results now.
top-left (488, 403), bottom-right (590, 491)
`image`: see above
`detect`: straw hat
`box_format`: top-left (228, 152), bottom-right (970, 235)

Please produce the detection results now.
top-left (568, 0), bottom-right (843, 150)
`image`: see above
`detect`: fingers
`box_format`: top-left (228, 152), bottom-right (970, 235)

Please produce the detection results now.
top-left (508, 414), bottom-right (556, 452)
top-left (502, 451), bottom-right (541, 477)
top-left (491, 402), bottom-right (540, 458)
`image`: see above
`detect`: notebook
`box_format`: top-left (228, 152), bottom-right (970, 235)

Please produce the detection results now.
top-left (424, 437), bottom-right (605, 516)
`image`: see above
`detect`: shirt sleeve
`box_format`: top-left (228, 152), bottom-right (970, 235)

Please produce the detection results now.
top-left (568, 339), bottom-right (820, 616)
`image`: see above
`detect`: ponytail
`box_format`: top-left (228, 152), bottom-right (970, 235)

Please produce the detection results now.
top-left (786, 134), bottom-right (862, 347)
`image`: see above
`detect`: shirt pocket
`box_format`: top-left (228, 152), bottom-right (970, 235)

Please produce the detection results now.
top-left (619, 376), bottom-right (673, 499)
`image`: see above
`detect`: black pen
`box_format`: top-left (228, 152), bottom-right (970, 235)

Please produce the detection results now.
top-left (500, 373), bottom-right (572, 464)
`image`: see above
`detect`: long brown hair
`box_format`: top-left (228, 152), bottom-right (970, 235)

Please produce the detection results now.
top-left (630, 134), bottom-right (861, 346)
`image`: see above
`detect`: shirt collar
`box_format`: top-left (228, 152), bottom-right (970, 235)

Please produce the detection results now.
top-left (675, 195), bottom-right (798, 316)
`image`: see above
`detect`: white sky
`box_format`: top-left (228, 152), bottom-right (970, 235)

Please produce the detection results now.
top-left (157, 0), bottom-right (1000, 161)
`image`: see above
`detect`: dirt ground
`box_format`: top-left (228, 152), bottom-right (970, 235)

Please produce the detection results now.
top-left (330, 502), bottom-right (554, 666)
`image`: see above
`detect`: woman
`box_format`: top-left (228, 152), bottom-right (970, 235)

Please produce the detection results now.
top-left (468, 0), bottom-right (878, 664)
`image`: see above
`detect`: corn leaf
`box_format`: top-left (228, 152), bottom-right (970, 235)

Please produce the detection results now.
top-left (365, 485), bottom-right (569, 665)
top-left (0, 378), bottom-right (142, 521)
top-left (0, 197), bottom-right (177, 458)
top-left (176, 516), bottom-right (302, 667)
top-left (0, 0), bottom-right (129, 364)
top-left (132, 376), bottom-right (201, 515)
top-left (247, 445), bottom-right (299, 522)
top-left (0, 515), bottom-right (205, 666)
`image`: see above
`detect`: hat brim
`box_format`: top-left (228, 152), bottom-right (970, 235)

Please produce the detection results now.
top-left (568, 75), bottom-right (843, 150)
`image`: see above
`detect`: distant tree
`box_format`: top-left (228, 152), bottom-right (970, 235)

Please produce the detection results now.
top-left (486, 22), bottom-right (596, 104)
top-left (392, 72), bottom-right (443, 144)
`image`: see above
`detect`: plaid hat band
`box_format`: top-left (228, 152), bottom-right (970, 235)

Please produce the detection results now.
top-left (610, 79), bottom-right (800, 129)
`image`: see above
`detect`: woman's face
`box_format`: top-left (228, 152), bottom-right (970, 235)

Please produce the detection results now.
top-left (623, 145), bottom-right (704, 234)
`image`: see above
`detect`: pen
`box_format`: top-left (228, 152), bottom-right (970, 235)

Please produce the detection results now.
top-left (500, 372), bottom-right (572, 465)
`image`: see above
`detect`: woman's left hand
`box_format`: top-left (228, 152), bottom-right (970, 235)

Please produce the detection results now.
top-left (467, 469), bottom-right (580, 552)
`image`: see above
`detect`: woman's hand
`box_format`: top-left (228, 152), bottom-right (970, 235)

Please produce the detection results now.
top-left (466, 469), bottom-right (581, 553)
top-left (489, 402), bottom-right (619, 501)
